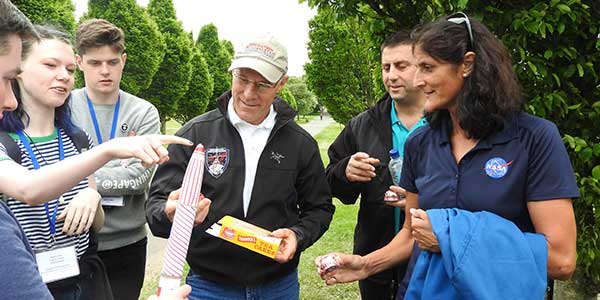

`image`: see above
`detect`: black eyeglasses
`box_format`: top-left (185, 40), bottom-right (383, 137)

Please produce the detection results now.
top-left (447, 12), bottom-right (474, 52)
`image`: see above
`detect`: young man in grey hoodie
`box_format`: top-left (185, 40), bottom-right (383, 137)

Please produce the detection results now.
top-left (70, 18), bottom-right (160, 300)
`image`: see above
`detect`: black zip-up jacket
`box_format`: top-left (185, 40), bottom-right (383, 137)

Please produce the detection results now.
top-left (326, 94), bottom-right (407, 285)
top-left (146, 91), bottom-right (334, 286)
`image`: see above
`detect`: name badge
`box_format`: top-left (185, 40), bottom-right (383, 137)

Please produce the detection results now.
top-left (35, 245), bottom-right (80, 283)
top-left (102, 196), bottom-right (124, 207)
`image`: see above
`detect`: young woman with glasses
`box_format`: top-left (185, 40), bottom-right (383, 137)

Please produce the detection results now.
top-left (316, 12), bottom-right (578, 299)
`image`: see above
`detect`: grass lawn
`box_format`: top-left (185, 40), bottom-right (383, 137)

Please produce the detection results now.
top-left (298, 123), bottom-right (360, 300)
top-left (141, 121), bottom-right (359, 299)
top-left (296, 114), bottom-right (317, 124)
top-left (165, 119), bottom-right (182, 134)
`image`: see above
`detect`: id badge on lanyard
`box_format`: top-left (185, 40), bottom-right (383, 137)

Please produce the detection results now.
top-left (35, 245), bottom-right (80, 283)
top-left (102, 196), bottom-right (124, 207)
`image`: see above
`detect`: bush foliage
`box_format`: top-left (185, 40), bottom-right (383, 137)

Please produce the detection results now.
top-left (142, 0), bottom-right (193, 129)
top-left (12, 0), bottom-right (76, 33)
top-left (278, 85), bottom-right (298, 111)
top-left (288, 76), bottom-right (318, 117)
top-left (197, 24), bottom-right (232, 110)
top-left (175, 45), bottom-right (213, 125)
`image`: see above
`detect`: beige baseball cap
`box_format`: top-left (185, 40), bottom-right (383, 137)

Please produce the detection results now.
top-left (228, 34), bottom-right (288, 83)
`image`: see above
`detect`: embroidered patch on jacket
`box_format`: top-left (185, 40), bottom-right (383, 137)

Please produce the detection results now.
top-left (484, 157), bottom-right (513, 179)
top-left (270, 151), bottom-right (285, 164)
top-left (206, 147), bottom-right (229, 178)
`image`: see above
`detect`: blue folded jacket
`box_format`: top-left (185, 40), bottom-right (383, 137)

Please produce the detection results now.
top-left (405, 208), bottom-right (547, 300)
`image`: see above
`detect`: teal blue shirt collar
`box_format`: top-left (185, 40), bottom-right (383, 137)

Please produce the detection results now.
top-left (390, 101), bottom-right (427, 157)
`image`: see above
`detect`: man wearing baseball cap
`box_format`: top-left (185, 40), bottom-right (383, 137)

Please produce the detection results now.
top-left (147, 34), bottom-right (334, 300)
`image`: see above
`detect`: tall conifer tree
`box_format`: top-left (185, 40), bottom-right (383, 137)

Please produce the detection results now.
top-left (196, 23), bottom-right (232, 110)
top-left (142, 0), bottom-right (193, 130)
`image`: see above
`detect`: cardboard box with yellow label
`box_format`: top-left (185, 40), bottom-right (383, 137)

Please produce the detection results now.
top-left (206, 215), bottom-right (281, 258)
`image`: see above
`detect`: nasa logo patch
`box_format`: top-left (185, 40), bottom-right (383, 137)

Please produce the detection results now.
top-left (484, 157), bottom-right (513, 179)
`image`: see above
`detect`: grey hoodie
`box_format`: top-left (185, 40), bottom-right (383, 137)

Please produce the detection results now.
top-left (70, 88), bottom-right (160, 251)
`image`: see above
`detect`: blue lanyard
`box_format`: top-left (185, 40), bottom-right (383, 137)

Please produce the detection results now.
top-left (84, 89), bottom-right (121, 144)
top-left (17, 129), bottom-right (64, 236)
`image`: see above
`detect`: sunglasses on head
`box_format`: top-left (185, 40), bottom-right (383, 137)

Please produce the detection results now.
top-left (447, 12), bottom-right (474, 52)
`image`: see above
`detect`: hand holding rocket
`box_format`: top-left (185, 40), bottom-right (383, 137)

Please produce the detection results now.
top-left (157, 144), bottom-right (206, 295)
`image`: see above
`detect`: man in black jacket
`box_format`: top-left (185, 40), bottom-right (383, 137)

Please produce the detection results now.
top-left (325, 30), bottom-right (425, 300)
top-left (146, 34), bottom-right (334, 300)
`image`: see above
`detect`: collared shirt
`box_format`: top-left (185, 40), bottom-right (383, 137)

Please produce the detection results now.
top-left (390, 101), bottom-right (427, 157)
top-left (400, 112), bottom-right (580, 232)
top-left (227, 98), bottom-right (277, 216)
top-left (390, 101), bottom-right (427, 233)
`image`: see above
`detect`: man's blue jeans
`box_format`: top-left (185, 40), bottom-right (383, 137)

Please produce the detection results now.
top-left (186, 269), bottom-right (299, 300)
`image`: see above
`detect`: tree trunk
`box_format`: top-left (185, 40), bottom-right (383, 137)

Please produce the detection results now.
top-left (160, 117), bottom-right (167, 134)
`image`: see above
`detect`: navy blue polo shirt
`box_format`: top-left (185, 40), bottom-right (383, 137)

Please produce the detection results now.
top-left (400, 112), bottom-right (579, 232)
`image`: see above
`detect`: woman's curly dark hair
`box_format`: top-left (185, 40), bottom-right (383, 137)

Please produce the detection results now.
top-left (414, 14), bottom-right (524, 139)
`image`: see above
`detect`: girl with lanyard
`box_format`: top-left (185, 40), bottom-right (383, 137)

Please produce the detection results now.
top-left (1, 25), bottom-right (109, 300)
top-left (0, 3), bottom-right (193, 298)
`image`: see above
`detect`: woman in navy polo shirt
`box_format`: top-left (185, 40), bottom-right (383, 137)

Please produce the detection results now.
top-left (316, 12), bottom-right (579, 297)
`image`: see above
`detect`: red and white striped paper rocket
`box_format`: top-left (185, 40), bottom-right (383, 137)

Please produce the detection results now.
top-left (157, 144), bottom-right (205, 296)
